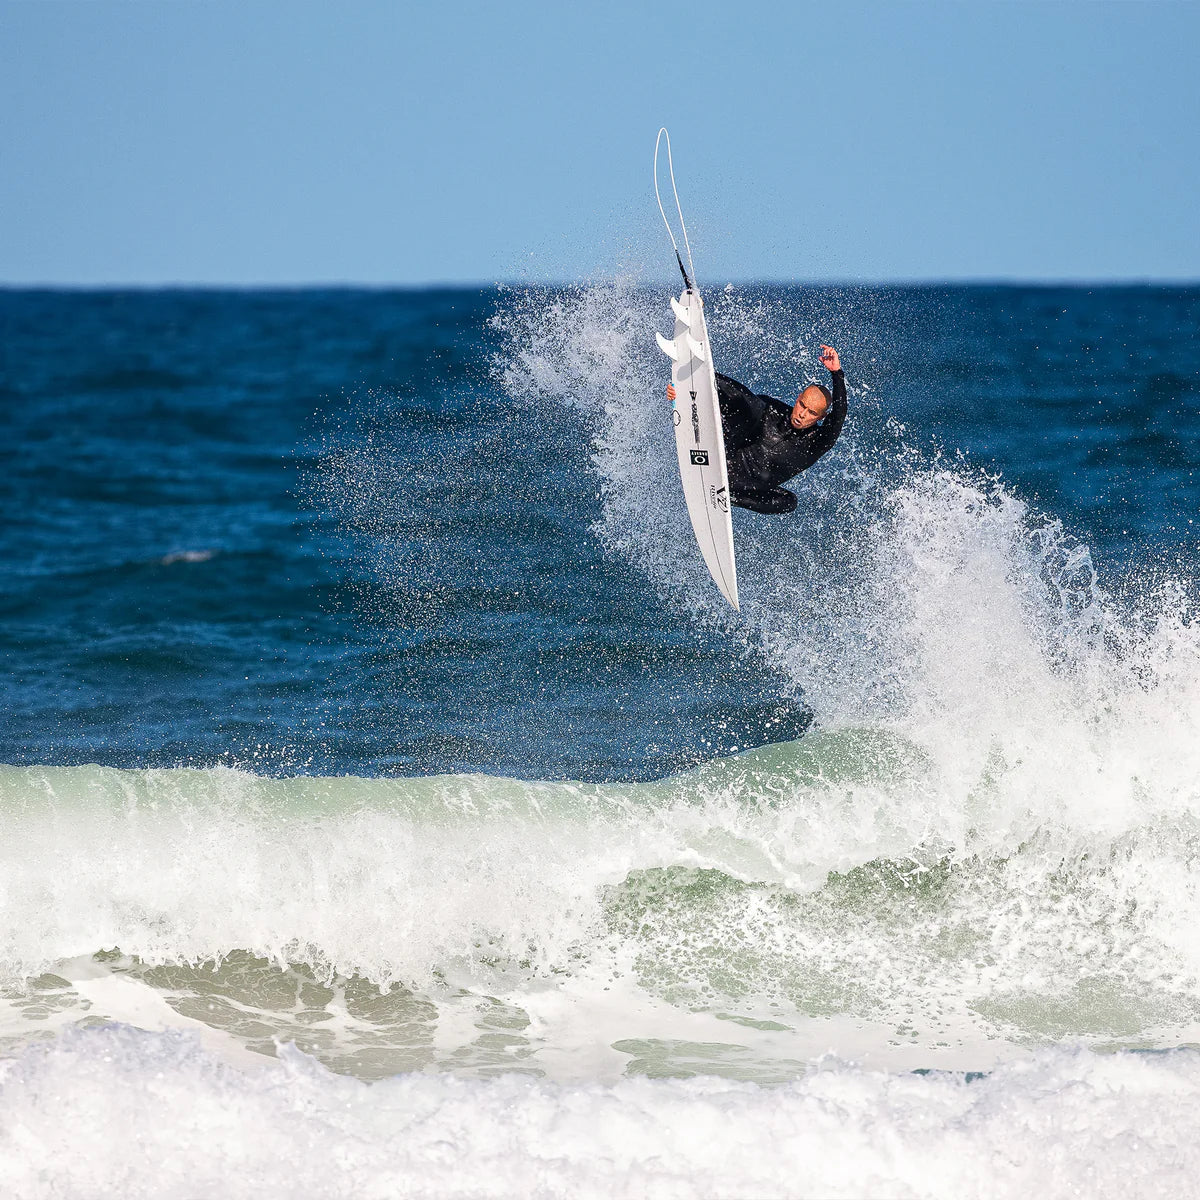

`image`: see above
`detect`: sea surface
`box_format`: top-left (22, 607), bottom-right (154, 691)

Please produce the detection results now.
top-left (1, 282), bottom-right (1199, 1197)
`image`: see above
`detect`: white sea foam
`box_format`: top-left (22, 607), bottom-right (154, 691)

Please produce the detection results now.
top-left (159, 548), bottom-right (215, 565)
top-left (2, 746), bottom-right (1200, 1077)
top-left (0, 1026), bottom-right (1196, 1200)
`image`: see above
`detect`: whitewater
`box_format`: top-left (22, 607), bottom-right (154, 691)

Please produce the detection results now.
top-left (2, 282), bottom-right (1199, 1196)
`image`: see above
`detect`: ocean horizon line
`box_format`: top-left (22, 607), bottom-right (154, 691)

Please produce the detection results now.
top-left (3, 276), bottom-right (1200, 293)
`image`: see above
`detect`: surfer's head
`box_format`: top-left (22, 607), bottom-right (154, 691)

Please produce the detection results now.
top-left (791, 384), bottom-right (831, 430)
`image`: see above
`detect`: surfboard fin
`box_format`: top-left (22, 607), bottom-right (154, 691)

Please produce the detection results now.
top-left (685, 333), bottom-right (706, 362)
top-left (669, 296), bottom-right (692, 327)
top-left (655, 331), bottom-right (680, 361)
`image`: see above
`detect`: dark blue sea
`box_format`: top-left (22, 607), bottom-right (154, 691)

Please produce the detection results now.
top-left (3, 284), bottom-right (1196, 776)
top-left (1, 282), bottom-right (1199, 1195)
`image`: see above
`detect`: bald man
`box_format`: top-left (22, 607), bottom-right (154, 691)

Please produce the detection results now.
top-left (715, 345), bottom-right (846, 514)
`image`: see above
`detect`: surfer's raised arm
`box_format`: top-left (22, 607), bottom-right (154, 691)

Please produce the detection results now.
top-left (796, 345), bottom-right (846, 456)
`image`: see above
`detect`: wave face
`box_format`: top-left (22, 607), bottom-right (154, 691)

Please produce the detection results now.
top-left (3, 737), bottom-right (1200, 1081)
top-left (3, 284), bottom-right (1200, 1191)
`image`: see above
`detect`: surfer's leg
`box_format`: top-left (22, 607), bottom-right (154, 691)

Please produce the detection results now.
top-left (730, 487), bottom-right (798, 515)
top-left (727, 443), bottom-right (773, 492)
top-left (727, 445), bottom-right (798, 514)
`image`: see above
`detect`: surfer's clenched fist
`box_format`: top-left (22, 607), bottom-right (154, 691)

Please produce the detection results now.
top-left (819, 344), bottom-right (841, 373)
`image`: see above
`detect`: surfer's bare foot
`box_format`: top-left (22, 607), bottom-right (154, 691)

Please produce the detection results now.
top-left (820, 345), bottom-right (841, 372)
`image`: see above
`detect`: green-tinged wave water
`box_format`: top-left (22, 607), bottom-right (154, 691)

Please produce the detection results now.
top-left (4, 728), bottom-right (1200, 1083)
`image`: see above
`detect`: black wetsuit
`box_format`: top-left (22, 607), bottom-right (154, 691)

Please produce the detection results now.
top-left (716, 370), bottom-right (847, 514)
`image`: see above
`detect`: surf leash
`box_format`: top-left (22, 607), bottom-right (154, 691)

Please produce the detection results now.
top-left (654, 127), bottom-right (696, 293)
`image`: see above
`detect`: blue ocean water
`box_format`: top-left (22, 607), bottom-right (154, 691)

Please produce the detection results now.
top-left (2, 285), bottom-right (1196, 778)
top-left (2, 282), bottom-right (1200, 1196)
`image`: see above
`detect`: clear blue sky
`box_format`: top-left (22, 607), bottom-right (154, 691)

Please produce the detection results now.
top-left (2, 0), bottom-right (1197, 285)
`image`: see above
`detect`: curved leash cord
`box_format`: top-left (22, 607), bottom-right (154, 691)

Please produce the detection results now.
top-left (654, 127), bottom-right (696, 292)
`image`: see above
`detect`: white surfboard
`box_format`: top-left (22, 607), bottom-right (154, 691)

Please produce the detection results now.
top-left (657, 287), bottom-right (739, 610)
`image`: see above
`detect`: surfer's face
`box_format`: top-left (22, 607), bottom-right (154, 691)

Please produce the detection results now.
top-left (791, 386), bottom-right (829, 430)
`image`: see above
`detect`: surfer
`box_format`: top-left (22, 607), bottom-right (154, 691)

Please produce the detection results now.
top-left (667, 346), bottom-right (846, 514)
top-left (714, 345), bottom-right (846, 514)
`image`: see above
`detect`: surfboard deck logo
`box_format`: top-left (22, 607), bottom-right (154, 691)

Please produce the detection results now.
top-left (653, 128), bottom-right (739, 611)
